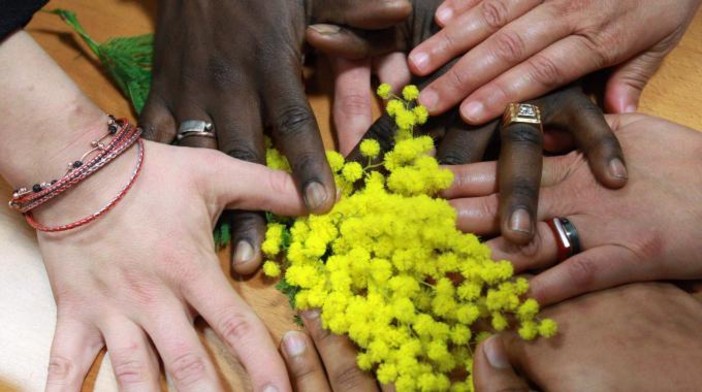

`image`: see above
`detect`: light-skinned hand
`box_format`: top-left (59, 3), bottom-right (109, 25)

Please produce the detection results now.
top-left (411, 0), bottom-right (702, 124)
top-left (444, 114), bottom-right (702, 304)
top-left (473, 283), bottom-right (702, 391)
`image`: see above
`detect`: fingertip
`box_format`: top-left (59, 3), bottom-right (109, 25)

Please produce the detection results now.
top-left (409, 50), bottom-right (431, 75)
top-left (418, 88), bottom-right (440, 113)
top-left (303, 181), bottom-right (335, 214)
top-left (481, 335), bottom-right (511, 370)
top-left (300, 309), bottom-right (322, 334)
top-left (435, 5), bottom-right (454, 26)
top-left (460, 100), bottom-right (486, 124)
top-left (474, 335), bottom-right (529, 392)
top-left (282, 330), bottom-right (310, 359)
top-left (604, 83), bottom-right (641, 114)
top-left (503, 208), bottom-right (535, 245)
top-left (589, 150), bottom-right (628, 190)
top-left (605, 157), bottom-right (628, 187)
top-left (231, 240), bottom-right (263, 276)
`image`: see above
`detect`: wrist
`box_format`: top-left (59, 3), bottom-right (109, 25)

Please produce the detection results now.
top-left (0, 31), bottom-right (108, 187)
top-left (30, 137), bottom-right (142, 228)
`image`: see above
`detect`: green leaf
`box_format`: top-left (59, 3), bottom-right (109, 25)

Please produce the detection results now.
top-left (49, 9), bottom-right (154, 113)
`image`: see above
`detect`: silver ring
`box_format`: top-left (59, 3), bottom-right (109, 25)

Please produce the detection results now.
top-left (546, 217), bottom-right (581, 262)
top-left (177, 120), bottom-right (215, 142)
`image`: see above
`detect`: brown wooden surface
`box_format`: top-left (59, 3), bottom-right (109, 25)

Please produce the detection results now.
top-left (4, 1), bottom-right (701, 390)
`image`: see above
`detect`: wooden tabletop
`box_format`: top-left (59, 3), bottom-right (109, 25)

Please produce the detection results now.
top-left (1, 1), bottom-right (700, 391)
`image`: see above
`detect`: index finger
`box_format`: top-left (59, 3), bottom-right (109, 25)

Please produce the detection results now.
top-left (264, 63), bottom-right (336, 214)
top-left (183, 261), bottom-right (292, 392)
top-left (497, 120), bottom-right (543, 244)
top-left (537, 87), bottom-right (627, 189)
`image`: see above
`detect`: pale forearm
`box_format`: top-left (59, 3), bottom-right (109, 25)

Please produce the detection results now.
top-left (0, 30), bottom-right (106, 187)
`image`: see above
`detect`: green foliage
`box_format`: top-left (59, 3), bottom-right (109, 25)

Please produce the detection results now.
top-left (275, 275), bottom-right (301, 309)
top-left (213, 221), bottom-right (231, 250)
top-left (48, 9), bottom-right (153, 113)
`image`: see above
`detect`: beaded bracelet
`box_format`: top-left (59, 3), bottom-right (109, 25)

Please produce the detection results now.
top-left (7, 116), bottom-right (145, 232)
top-left (25, 138), bottom-right (145, 232)
top-left (9, 116), bottom-right (134, 212)
top-left (13, 127), bottom-right (141, 213)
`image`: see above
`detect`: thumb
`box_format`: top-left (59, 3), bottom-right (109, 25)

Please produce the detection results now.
top-left (473, 335), bottom-right (530, 392)
top-left (204, 153), bottom-right (307, 216)
top-left (604, 49), bottom-right (666, 114)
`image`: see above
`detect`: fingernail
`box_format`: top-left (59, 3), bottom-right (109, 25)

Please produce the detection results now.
top-left (509, 208), bottom-right (532, 234)
top-left (608, 158), bottom-right (628, 180)
top-left (262, 385), bottom-right (279, 392)
top-left (233, 241), bottom-right (254, 265)
top-left (301, 309), bottom-right (320, 320)
top-left (419, 89), bottom-right (439, 111)
top-left (304, 182), bottom-right (329, 211)
top-left (282, 331), bottom-right (307, 357)
top-left (411, 52), bottom-right (429, 72)
top-left (436, 7), bottom-right (453, 24)
top-left (308, 24), bottom-right (341, 35)
top-left (483, 336), bottom-right (510, 369)
top-left (462, 101), bottom-right (484, 123)
top-left (624, 104), bottom-right (637, 113)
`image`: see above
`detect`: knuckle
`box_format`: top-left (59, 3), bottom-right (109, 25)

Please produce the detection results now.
top-left (503, 124), bottom-right (543, 146)
top-left (224, 145), bottom-right (262, 163)
top-left (510, 178), bottom-right (539, 203)
top-left (445, 66), bottom-right (472, 92)
top-left (492, 30), bottom-right (526, 63)
top-left (330, 364), bottom-right (368, 390)
top-left (229, 211), bottom-right (265, 236)
top-left (217, 311), bottom-right (256, 346)
top-left (527, 55), bottom-right (564, 89)
top-left (288, 152), bottom-right (322, 178)
top-left (274, 105), bottom-right (315, 138)
top-left (112, 358), bottom-right (147, 385)
top-left (438, 152), bottom-right (469, 165)
top-left (574, 33), bottom-right (613, 69)
top-left (288, 356), bottom-right (321, 382)
top-left (336, 93), bottom-right (370, 116)
top-left (565, 256), bottom-right (597, 290)
top-left (265, 170), bottom-right (295, 200)
top-left (481, 0), bottom-right (510, 30)
top-left (438, 30), bottom-right (459, 53)
top-left (47, 356), bottom-right (74, 381)
top-left (170, 352), bottom-right (207, 385)
top-left (517, 234), bottom-right (543, 259)
top-left (207, 57), bottom-right (238, 87)
top-left (477, 194), bottom-right (500, 221)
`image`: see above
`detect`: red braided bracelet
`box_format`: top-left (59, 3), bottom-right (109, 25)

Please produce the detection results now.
top-left (14, 127), bottom-right (141, 213)
top-left (9, 116), bottom-right (135, 212)
top-left (24, 138), bottom-right (145, 232)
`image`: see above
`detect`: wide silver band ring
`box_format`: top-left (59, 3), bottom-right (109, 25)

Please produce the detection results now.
top-left (177, 120), bottom-right (215, 142)
top-left (546, 217), bottom-right (581, 262)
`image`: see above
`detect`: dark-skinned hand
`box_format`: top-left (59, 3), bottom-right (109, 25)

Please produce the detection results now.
top-left (444, 114), bottom-right (702, 305)
top-left (140, 0), bottom-right (411, 275)
top-left (307, 1), bottom-right (626, 245)
top-left (280, 309), bottom-right (381, 392)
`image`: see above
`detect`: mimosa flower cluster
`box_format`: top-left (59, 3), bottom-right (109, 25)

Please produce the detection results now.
top-left (262, 85), bottom-right (556, 391)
